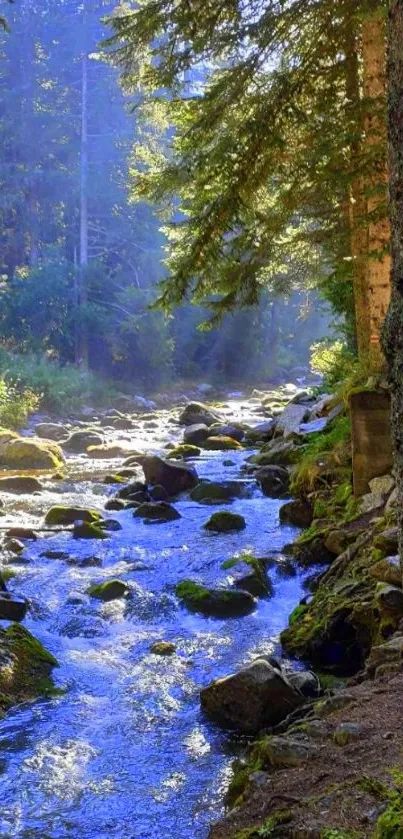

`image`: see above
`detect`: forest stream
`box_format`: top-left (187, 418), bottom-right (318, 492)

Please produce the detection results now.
top-left (0, 394), bottom-right (303, 839)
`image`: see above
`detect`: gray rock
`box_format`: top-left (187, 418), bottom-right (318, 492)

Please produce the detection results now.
top-left (369, 474), bottom-right (395, 496)
top-left (0, 594), bottom-right (28, 621)
top-left (370, 555), bottom-right (401, 587)
top-left (279, 499), bottom-right (313, 527)
top-left (275, 404), bottom-right (309, 438)
top-left (255, 465), bottom-right (289, 497)
top-left (179, 402), bottom-right (221, 427)
top-left (142, 456), bottom-right (198, 496)
top-left (63, 430), bottom-right (104, 453)
top-left (35, 422), bottom-right (68, 441)
top-left (375, 583), bottom-right (403, 614)
top-left (183, 424), bottom-right (209, 445)
top-left (207, 424), bottom-right (245, 442)
top-left (0, 476), bottom-right (43, 494)
top-left (200, 659), bottom-right (304, 733)
top-left (287, 670), bottom-right (320, 698)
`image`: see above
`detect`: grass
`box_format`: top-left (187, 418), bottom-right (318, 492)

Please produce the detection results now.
top-left (290, 415), bottom-right (352, 497)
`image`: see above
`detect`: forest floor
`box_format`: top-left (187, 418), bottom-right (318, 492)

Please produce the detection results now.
top-left (210, 672), bottom-right (403, 838)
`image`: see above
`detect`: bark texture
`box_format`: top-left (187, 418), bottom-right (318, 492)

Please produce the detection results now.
top-left (383, 0), bottom-right (403, 569)
top-left (361, 10), bottom-right (391, 369)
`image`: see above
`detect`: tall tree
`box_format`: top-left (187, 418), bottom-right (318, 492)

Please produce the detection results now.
top-left (110, 0), bottom-right (390, 365)
top-left (383, 0), bottom-right (403, 564)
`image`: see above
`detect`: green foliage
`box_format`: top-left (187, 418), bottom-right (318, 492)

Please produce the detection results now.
top-left (371, 771), bottom-right (403, 839)
top-left (310, 341), bottom-right (357, 390)
top-left (290, 415), bottom-right (352, 496)
top-left (0, 378), bottom-right (38, 428)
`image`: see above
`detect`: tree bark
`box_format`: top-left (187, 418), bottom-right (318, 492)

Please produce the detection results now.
top-left (77, 0), bottom-right (89, 369)
top-left (362, 8), bottom-right (391, 369)
top-left (383, 0), bottom-right (403, 570)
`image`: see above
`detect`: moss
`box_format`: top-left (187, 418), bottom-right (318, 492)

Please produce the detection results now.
top-left (232, 810), bottom-right (293, 838)
top-left (288, 603), bottom-right (308, 625)
top-left (166, 444), bottom-right (201, 459)
top-left (0, 624), bottom-right (59, 715)
top-left (45, 506), bottom-right (102, 526)
top-left (74, 521), bottom-right (108, 539)
top-left (204, 511), bottom-right (246, 532)
top-left (175, 580), bottom-right (209, 603)
top-left (290, 415), bottom-right (351, 496)
top-left (150, 641), bottom-right (176, 656)
top-left (202, 436), bottom-right (242, 451)
top-left (87, 579), bottom-right (129, 601)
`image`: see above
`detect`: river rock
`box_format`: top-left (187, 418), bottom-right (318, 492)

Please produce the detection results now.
top-left (0, 437), bottom-right (64, 470)
top-left (104, 499), bottom-right (126, 511)
top-left (35, 422), bottom-right (69, 441)
top-left (207, 424), bottom-right (245, 443)
top-left (176, 580), bottom-right (256, 618)
top-left (375, 583), bottom-right (403, 614)
top-left (257, 734), bottom-right (319, 768)
top-left (204, 511), bottom-right (246, 532)
top-left (0, 594), bottom-right (28, 622)
top-left (0, 476), bottom-right (43, 494)
top-left (190, 481), bottom-right (236, 503)
top-left (166, 444), bottom-right (201, 459)
top-left (279, 499), bottom-right (313, 527)
top-left (5, 527), bottom-right (37, 541)
top-left (133, 502), bottom-right (181, 522)
top-left (150, 641), bottom-right (176, 656)
top-left (142, 456), bottom-right (198, 496)
top-left (275, 404), bottom-right (309, 438)
top-left (369, 474), bottom-right (395, 496)
top-left (87, 579), bottom-right (129, 601)
top-left (370, 555), bottom-right (401, 587)
top-left (183, 424), bottom-right (209, 445)
top-left (63, 430), bottom-right (104, 453)
top-left (4, 538), bottom-right (25, 554)
top-left (87, 444), bottom-right (133, 459)
top-left (73, 521), bottom-right (109, 539)
top-left (117, 481), bottom-right (148, 500)
top-left (200, 658), bottom-right (304, 733)
top-left (179, 402), bottom-right (221, 427)
top-left (45, 506), bottom-right (102, 526)
top-left (373, 527), bottom-right (399, 556)
top-left (149, 485), bottom-right (169, 502)
top-left (287, 670), bottom-right (320, 698)
top-left (252, 438), bottom-right (300, 466)
top-left (255, 465), bottom-right (289, 497)
top-left (202, 436), bottom-right (242, 451)
top-left (234, 569), bottom-right (273, 598)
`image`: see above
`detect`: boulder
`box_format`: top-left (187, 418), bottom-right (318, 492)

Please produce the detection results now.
top-left (176, 580), bottom-right (256, 618)
top-left (63, 430), bottom-right (104, 453)
top-left (275, 404), bottom-right (308, 437)
top-left (202, 436), bottom-right (242, 451)
top-left (73, 521), bottom-right (109, 540)
top-left (255, 465), bottom-right (290, 498)
top-left (200, 658), bottom-right (304, 733)
top-left (369, 474), bottom-right (395, 496)
top-left (183, 424), bottom-right (209, 445)
top-left (375, 583), bottom-right (403, 615)
top-left (256, 735), bottom-right (319, 768)
top-left (35, 422), bottom-right (69, 441)
top-left (370, 555), bottom-right (401, 587)
top-left (150, 641), bottom-right (176, 656)
top-left (251, 438), bottom-right (300, 466)
top-left (179, 402), bottom-right (221, 427)
top-left (366, 634), bottom-right (403, 677)
top-left (133, 502), bottom-right (181, 522)
top-left (0, 594), bottom-right (28, 622)
top-left (5, 527), bottom-right (37, 541)
top-left (0, 437), bottom-right (64, 470)
top-left (0, 476), bottom-right (43, 494)
top-left (287, 670), bottom-right (320, 698)
top-left (117, 481), bottom-right (148, 500)
top-left (373, 527), bottom-right (399, 556)
top-left (234, 569), bottom-right (273, 599)
top-left (104, 499), bottom-right (126, 512)
top-left (87, 579), bottom-right (129, 601)
top-left (244, 422), bottom-right (275, 444)
top-left (149, 485), bottom-right (169, 502)
top-left (279, 499), bottom-right (313, 527)
top-left (142, 456), bottom-right (198, 496)
top-left (87, 444), bottom-right (134, 459)
top-left (190, 481), bottom-right (236, 503)
top-left (166, 444), bottom-right (201, 459)
top-left (324, 529), bottom-right (358, 556)
top-left (204, 511), bottom-right (246, 532)
top-left (207, 424), bottom-right (245, 443)
top-left (45, 506), bottom-right (102, 526)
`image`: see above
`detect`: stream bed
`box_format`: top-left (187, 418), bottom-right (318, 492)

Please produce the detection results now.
top-left (0, 397), bottom-right (303, 839)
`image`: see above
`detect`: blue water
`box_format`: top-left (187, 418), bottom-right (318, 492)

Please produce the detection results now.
top-left (0, 403), bottom-right (303, 839)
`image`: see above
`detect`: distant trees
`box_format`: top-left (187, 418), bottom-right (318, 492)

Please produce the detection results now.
top-left (110, 0), bottom-right (390, 368)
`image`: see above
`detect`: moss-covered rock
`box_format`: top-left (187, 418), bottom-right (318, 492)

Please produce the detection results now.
top-left (373, 527), bottom-right (399, 556)
top-left (204, 511), bottom-right (246, 532)
top-left (279, 499), bottom-right (313, 527)
top-left (179, 402), bottom-right (220, 427)
top-left (133, 501), bottom-right (181, 522)
top-left (202, 436), bottom-right (242, 451)
top-left (176, 580), bottom-right (255, 617)
top-left (0, 476), bottom-right (43, 494)
top-left (73, 521), bottom-right (109, 539)
top-left (63, 430), bottom-right (104, 453)
top-left (87, 579), bottom-right (129, 601)
top-left (0, 437), bottom-right (65, 470)
top-left (190, 481), bottom-right (235, 503)
top-left (150, 641), bottom-right (176, 656)
top-left (370, 555), bottom-right (401, 587)
top-left (45, 506), bottom-right (102, 526)
top-left (166, 444), bottom-right (201, 459)
top-left (0, 624), bottom-right (58, 716)
top-left (250, 439), bottom-right (300, 466)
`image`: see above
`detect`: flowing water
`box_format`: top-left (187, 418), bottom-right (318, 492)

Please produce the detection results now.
top-left (0, 398), bottom-right (303, 839)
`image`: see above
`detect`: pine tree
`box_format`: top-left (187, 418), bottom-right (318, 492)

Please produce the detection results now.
top-left (110, 0), bottom-right (390, 365)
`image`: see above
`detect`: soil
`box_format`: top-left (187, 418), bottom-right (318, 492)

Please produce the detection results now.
top-left (209, 672), bottom-right (403, 838)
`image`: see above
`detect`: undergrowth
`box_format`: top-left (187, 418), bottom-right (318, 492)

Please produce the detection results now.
top-left (290, 415), bottom-right (352, 497)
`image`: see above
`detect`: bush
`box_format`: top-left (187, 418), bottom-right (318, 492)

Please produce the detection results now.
top-left (0, 379), bottom-right (38, 428)
top-left (0, 351), bottom-right (119, 413)
top-left (310, 340), bottom-right (356, 389)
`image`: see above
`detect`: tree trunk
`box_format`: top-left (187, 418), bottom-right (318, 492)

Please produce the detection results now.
top-left (362, 8), bottom-right (391, 369)
top-left (77, 0), bottom-right (89, 369)
top-left (383, 0), bottom-right (403, 570)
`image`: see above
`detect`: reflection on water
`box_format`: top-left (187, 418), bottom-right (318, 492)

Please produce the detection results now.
top-left (0, 401), bottom-right (304, 839)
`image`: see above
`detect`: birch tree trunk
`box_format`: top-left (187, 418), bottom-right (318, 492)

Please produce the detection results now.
top-left (383, 0), bottom-right (403, 571)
